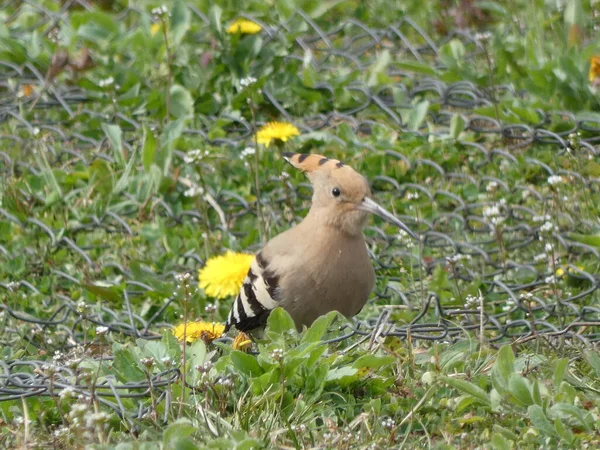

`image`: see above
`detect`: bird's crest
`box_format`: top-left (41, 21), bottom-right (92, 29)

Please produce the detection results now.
top-left (282, 152), bottom-right (345, 173)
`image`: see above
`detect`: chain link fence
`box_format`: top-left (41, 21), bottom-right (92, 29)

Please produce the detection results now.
top-left (1, 3), bottom-right (599, 420)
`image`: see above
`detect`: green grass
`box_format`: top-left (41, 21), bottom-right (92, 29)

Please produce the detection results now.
top-left (1, 0), bottom-right (600, 448)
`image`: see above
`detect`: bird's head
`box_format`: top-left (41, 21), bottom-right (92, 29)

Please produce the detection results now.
top-left (283, 152), bottom-right (418, 239)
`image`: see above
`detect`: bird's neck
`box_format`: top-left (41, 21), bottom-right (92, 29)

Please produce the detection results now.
top-left (303, 206), bottom-right (368, 238)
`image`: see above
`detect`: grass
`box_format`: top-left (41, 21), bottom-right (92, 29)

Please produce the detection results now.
top-left (1, 0), bottom-right (600, 448)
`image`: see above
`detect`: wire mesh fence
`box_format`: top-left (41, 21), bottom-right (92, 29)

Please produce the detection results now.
top-left (1, 2), bottom-right (599, 419)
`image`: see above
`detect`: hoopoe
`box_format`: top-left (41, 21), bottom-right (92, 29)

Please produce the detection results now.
top-left (224, 152), bottom-right (417, 332)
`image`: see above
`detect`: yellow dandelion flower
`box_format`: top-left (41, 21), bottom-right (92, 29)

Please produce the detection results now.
top-left (256, 122), bottom-right (300, 147)
top-left (555, 265), bottom-right (584, 277)
top-left (589, 56), bottom-right (600, 83)
top-left (226, 18), bottom-right (262, 35)
top-left (199, 251), bottom-right (254, 299)
top-left (172, 321), bottom-right (225, 343)
top-left (151, 23), bottom-right (162, 37)
top-left (232, 332), bottom-right (253, 352)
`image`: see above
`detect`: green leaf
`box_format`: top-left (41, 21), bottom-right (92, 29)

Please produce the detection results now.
top-left (186, 339), bottom-right (207, 385)
top-left (169, 85), bottom-right (194, 119)
top-left (163, 419), bottom-right (197, 449)
top-left (157, 117), bottom-right (186, 175)
top-left (553, 358), bottom-right (569, 388)
top-left (395, 61), bottom-right (436, 76)
top-left (353, 354), bottom-right (395, 370)
top-left (326, 366), bottom-right (359, 383)
top-left (551, 403), bottom-right (592, 431)
top-left (114, 148), bottom-right (137, 194)
top-left (209, 5), bottom-right (222, 36)
top-left (170, 0), bottom-right (190, 45)
top-left (266, 308), bottom-right (296, 334)
top-left (441, 376), bottom-right (490, 406)
top-left (301, 311), bottom-right (337, 343)
top-left (568, 233), bottom-right (600, 248)
top-left (492, 345), bottom-right (514, 393)
top-left (491, 432), bottom-right (512, 450)
top-left (142, 126), bottom-right (157, 172)
top-left (82, 283), bottom-right (121, 303)
top-left (112, 343), bottom-right (145, 382)
top-left (508, 373), bottom-right (534, 407)
top-left (405, 100), bottom-right (430, 131)
top-left (449, 114), bottom-right (465, 140)
top-left (102, 123), bottom-right (125, 168)
top-left (367, 49), bottom-right (391, 86)
top-left (528, 405), bottom-right (557, 438)
top-left (583, 349), bottom-right (600, 377)
top-left (231, 351), bottom-right (263, 377)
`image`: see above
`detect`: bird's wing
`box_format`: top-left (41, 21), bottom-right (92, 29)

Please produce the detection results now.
top-left (225, 251), bottom-right (283, 332)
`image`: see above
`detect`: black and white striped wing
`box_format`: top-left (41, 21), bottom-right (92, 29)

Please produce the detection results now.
top-left (225, 253), bottom-right (281, 332)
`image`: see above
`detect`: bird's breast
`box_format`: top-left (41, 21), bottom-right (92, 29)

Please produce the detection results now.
top-left (280, 234), bottom-right (375, 327)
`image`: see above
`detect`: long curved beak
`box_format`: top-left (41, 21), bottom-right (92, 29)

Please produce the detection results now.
top-left (358, 197), bottom-right (418, 240)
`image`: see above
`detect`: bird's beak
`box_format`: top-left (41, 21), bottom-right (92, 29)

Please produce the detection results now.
top-left (358, 197), bottom-right (418, 240)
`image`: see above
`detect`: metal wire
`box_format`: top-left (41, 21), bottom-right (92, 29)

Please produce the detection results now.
top-left (0, 3), bottom-right (599, 419)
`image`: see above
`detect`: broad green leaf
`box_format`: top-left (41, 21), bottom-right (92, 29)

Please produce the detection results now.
top-left (326, 366), bottom-right (359, 383)
top-left (157, 117), bottom-right (186, 175)
top-left (528, 405), bottom-right (557, 438)
top-left (163, 419), bottom-right (197, 449)
top-left (102, 123), bottom-right (125, 168)
top-left (112, 343), bottom-right (145, 382)
top-left (266, 307), bottom-right (296, 334)
top-left (492, 345), bottom-right (514, 393)
top-left (551, 403), bottom-right (593, 431)
top-left (395, 61), bottom-right (436, 76)
top-left (231, 351), bottom-right (263, 377)
top-left (82, 283), bottom-right (121, 303)
top-left (508, 373), bottom-right (533, 407)
top-left (170, 85), bottom-right (194, 119)
top-left (449, 114), bottom-right (465, 140)
top-left (441, 376), bottom-right (490, 406)
top-left (491, 432), bottom-right (512, 450)
top-left (583, 349), bottom-right (600, 377)
top-left (142, 126), bottom-right (157, 172)
top-left (170, 0), bottom-right (190, 45)
top-left (353, 354), bottom-right (395, 370)
top-left (186, 340), bottom-right (208, 386)
top-left (406, 100), bottom-right (430, 131)
top-left (114, 148), bottom-right (137, 193)
top-left (568, 233), bottom-right (600, 248)
top-left (301, 311), bottom-right (337, 343)
top-left (553, 358), bottom-right (569, 388)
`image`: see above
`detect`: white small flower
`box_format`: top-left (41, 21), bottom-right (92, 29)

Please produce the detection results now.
top-left (406, 192), bottom-right (420, 200)
top-left (540, 221), bottom-right (556, 233)
top-left (98, 77), bottom-right (114, 87)
top-left (240, 76), bottom-right (257, 87)
top-left (547, 175), bottom-right (563, 185)
top-left (184, 185), bottom-right (205, 197)
top-left (533, 214), bottom-right (551, 222)
top-left (96, 326), bottom-right (109, 336)
top-left (545, 275), bottom-right (556, 285)
top-left (381, 417), bottom-right (396, 430)
top-left (183, 149), bottom-right (203, 163)
top-left (482, 205), bottom-right (500, 218)
top-left (544, 243), bottom-right (554, 253)
top-left (486, 181), bottom-right (498, 193)
top-left (270, 348), bottom-right (284, 361)
top-left (32, 127), bottom-right (40, 136)
top-left (241, 147), bottom-right (256, 158)
top-left (474, 32), bottom-right (492, 41)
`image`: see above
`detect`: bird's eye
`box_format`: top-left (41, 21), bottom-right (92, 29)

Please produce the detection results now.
top-left (332, 187), bottom-right (341, 197)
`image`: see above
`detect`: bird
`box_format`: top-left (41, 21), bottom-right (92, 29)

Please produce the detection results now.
top-left (224, 152), bottom-right (418, 333)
